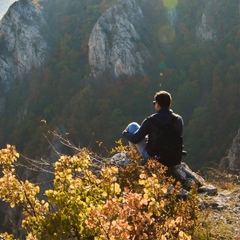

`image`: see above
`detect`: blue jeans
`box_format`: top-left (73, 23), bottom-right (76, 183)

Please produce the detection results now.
top-left (126, 122), bottom-right (151, 163)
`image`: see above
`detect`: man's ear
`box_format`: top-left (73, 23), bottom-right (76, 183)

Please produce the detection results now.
top-left (156, 103), bottom-right (161, 110)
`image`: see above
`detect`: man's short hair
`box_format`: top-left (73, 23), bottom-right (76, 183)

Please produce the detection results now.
top-left (154, 91), bottom-right (172, 109)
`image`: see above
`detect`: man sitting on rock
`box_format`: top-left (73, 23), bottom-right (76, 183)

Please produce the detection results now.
top-left (122, 90), bottom-right (206, 191)
top-left (122, 90), bottom-right (183, 166)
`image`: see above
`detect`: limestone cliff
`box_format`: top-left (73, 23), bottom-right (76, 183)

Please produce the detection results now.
top-left (88, 0), bottom-right (150, 80)
top-left (196, 0), bottom-right (216, 41)
top-left (0, 0), bottom-right (220, 103)
top-left (219, 129), bottom-right (240, 172)
top-left (88, 0), bottom-right (220, 81)
top-left (0, 0), bottom-right (48, 113)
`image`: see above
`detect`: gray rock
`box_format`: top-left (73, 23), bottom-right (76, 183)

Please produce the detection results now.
top-left (171, 162), bottom-right (205, 190)
top-left (198, 184), bottom-right (218, 195)
top-left (109, 151), bottom-right (130, 167)
top-left (196, 0), bottom-right (216, 41)
top-left (198, 187), bottom-right (240, 239)
top-left (219, 128), bottom-right (240, 172)
top-left (88, 0), bottom-right (150, 81)
top-left (166, 185), bottom-right (190, 200)
top-left (0, 0), bottom-right (48, 114)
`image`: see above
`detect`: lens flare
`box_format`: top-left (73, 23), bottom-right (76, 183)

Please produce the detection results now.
top-left (163, 0), bottom-right (178, 9)
top-left (157, 25), bottom-right (176, 43)
top-left (159, 62), bottom-right (166, 70)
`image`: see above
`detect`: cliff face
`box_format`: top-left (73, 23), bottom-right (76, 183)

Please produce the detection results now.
top-left (0, 0), bottom-right (48, 114)
top-left (88, 0), bottom-right (150, 80)
top-left (88, 0), bottom-right (218, 81)
top-left (0, 0), bottom-right (220, 109)
top-left (196, 0), bottom-right (216, 41)
top-left (219, 129), bottom-right (240, 172)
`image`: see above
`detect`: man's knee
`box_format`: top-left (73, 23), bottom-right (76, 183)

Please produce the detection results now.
top-left (127, 122), bottom-right (140, 134)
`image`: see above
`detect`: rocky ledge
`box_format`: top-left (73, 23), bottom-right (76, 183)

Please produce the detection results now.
top-left (198, 185), bottom-right (240, 239)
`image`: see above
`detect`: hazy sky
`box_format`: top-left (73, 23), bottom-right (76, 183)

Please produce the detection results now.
top-left (0, 0), bottom-right (17, 20)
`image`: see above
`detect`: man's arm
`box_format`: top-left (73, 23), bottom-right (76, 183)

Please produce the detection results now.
top-left (176, 115), bottom-right (184, 135)
top-left (122, 119), bottom-right (151, 144)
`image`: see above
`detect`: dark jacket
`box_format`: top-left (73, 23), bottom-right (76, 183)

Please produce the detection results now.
top-left (122, 109), bottom-right (183, 157)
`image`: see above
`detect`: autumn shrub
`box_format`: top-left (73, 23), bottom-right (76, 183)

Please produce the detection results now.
top-left (0, 144), bottom-right (199, 240)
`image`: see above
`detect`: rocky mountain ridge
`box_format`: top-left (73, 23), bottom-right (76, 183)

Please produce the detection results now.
top-left (88, 0), bottom-right (217, 81)
top-left (88, 0), bottom-right (150, 80)
top-left (0, 0), bottom-right (47, 114)
top-left (0, 0), bottom-right (218, 113)
top-left (196, 0), bottom-right (216, 41)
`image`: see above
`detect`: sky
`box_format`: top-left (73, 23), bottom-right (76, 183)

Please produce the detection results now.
top-left (0, 0), bottom-right (17, 20)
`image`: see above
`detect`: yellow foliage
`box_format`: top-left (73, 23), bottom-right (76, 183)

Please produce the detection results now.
top-left (0, 144), bottom-right (198, 239)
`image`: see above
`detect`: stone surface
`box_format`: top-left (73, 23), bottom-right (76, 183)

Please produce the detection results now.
top-left (109, 151), bottom-right (130, 167)
top-left (88, 0), bottom-right (150, 80)
top-left (198, 184), bottom-right (218, 195)
top-left (0, 0), bottom-right (48, 114)
top-left (219, 128), bottom-right (240, 172)
top-left (171, 162), bottom-right (205, 190)
top-left (196, 0), bottom-right (216, 41)
top-left (198, 186), bottom-right (240, 239)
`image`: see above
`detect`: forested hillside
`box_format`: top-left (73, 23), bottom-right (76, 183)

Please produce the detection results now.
top-left (0, 0), bottom-right (239, 170)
